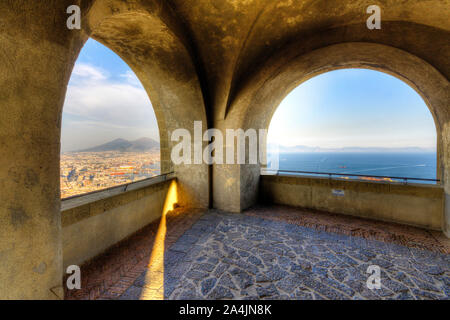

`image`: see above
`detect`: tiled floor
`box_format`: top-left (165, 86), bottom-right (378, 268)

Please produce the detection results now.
top-left (65, 205), bottom-right (450, 300)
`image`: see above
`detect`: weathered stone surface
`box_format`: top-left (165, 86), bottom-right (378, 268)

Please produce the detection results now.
top-left (208, 286), bottom-right (233, 300)
top-left (201, 278), bottom-right (217, 295)
top-left (1, 0), bottom-right (449, 299)
top-left (119, 286), bottom-right (144, 300)
top-left (163, 212), bottom-right (450, 299)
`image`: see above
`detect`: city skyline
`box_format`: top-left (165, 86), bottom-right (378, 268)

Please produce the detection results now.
top-left (60, 150), bottom-right (160, 198)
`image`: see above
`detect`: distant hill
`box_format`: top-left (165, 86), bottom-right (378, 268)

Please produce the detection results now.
top-left (76, 137), bottom-right (159, 152)
top-left (268, 144), bottom-right (436, 153)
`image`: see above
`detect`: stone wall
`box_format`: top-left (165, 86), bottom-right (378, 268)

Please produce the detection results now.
top-left (260, 175), bottom-right (444, 231)
top-left (62, 178), bottom-right (174, 269)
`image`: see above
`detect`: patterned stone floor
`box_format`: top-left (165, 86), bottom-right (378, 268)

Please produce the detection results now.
top-left (120, 210), bottom-right (449, 300)
top-left (65, 207), bottom-right (205, 300)
top-left (246, 205), bottom-right (450, 254)
top-left (66, 205), bottom-right (450, 300)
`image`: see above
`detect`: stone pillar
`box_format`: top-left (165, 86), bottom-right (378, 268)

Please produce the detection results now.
top-left (0, 1), bottom-right (81, 299)
top-left (443, 123), bottom-right (450, 238)
top-left (212, 122), bottom-right (263, 212)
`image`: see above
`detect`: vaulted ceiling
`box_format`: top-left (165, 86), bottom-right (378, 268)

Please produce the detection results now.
top-left (166, 0), bottom-right (450, 117)
top-left (80, 0), bottom-right (450, 121)
top-left (3, 0), bottom-right (448, 121)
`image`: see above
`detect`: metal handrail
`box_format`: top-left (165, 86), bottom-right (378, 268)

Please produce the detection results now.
top-left (261, 168), bottom-right (440, 184)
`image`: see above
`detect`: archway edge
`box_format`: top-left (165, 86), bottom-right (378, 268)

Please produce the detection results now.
top-left (66, 3), bottom-right (210, 208)
top-left (227, 42), bottom-right (449, 178)
top-left (230, 42), bottom-right (448, 129)
top-left (220, 43), bottom-right (450, 231)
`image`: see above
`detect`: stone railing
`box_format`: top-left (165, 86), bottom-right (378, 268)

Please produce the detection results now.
top-left (260, 174), bottom-right (444, 231)
top-left (61, 173), bottom-right (175, 268)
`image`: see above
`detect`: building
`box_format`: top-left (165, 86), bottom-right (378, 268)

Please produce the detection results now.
top-left (0, 0), bottom-right (449, 300)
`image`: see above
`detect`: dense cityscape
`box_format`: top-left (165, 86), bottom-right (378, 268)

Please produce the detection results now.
top-left (60, 151), bottom-right (160, 198)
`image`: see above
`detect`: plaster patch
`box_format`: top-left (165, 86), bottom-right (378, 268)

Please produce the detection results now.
top-left (9, 206), bottom-right (30, 228)
top-left (25, 169), bottom-right (39, 189)
top-left (33, 262), bottom-right (47, 275)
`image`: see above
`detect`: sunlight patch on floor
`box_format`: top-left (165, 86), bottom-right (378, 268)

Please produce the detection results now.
top-left (140, 180), bottom-right (178, 300)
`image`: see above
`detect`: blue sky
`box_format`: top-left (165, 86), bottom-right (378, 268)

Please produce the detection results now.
top-left (268, 69), bottom-right (436, 150)
top-left (61, 39), bottom-right (159, 152)
top-left (62, 39), bottom-right (436, 152)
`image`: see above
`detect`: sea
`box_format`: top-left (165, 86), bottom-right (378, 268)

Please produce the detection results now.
top-left (269, 152), bottom-right (437, 184)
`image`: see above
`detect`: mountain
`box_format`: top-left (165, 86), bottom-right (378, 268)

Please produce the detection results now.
top-left (76, 137), bottom-right (159, 152)
top-left (268, 144), bottom-right (436, 153)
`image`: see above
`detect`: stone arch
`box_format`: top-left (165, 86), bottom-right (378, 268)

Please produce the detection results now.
top-left (221, 43), bottom-right (449, 234)
top-left (68, 1), bottom-right (210, 207)
top-left (231, 42), bottom-right (447, 134)
top-left (264, 66), bottom-right (441, 170)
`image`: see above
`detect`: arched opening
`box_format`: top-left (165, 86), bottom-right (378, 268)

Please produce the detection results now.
top-left (267, 69), bottom-right (438, 184)
top-left (60, 39), bottom-right (161, 198)
top-left (220, 43), bottom-right (449, 230)
top-left (78, 7), bottom-right (210, 208)
top-left (58, 7), bottom-right (209, 300)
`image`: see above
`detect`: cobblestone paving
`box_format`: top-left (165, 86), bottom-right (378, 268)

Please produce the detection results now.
top-left (246, 205), bottom-right (450, 254)
top-left (65, 208), bottom-right (205, 300)
top-left (122, 210), bottom-right (450, 300)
